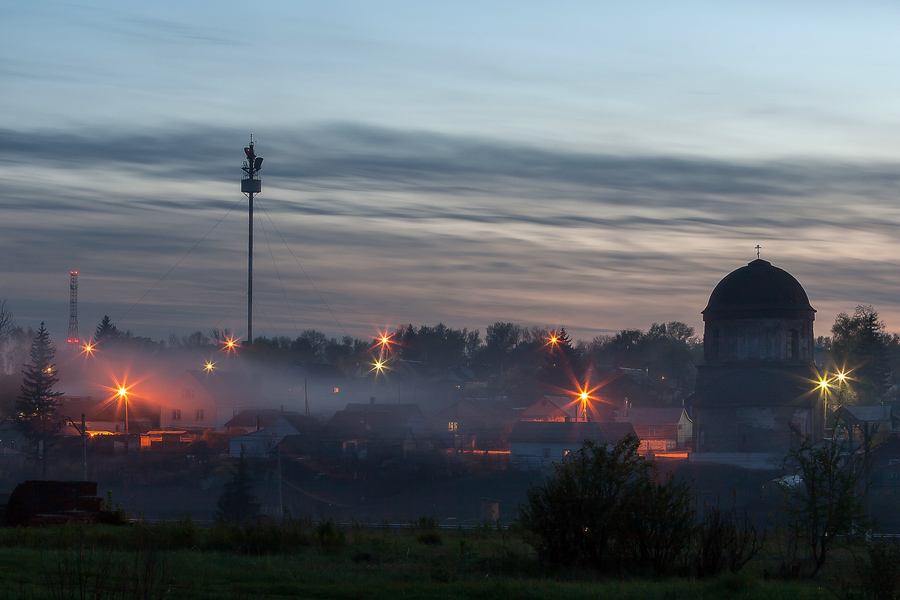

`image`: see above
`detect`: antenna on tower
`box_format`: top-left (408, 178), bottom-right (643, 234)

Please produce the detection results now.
top-left (240, 136), bottom-right (263, 346)
top-left (67, 270), bottom-right (80, 349)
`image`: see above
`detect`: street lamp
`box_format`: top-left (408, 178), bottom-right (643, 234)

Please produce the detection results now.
top-left (117, 386), bottom-right (130, 455)
top-left (579, 390), bottom-right (590, 422)
top-left (817, 369), bottom-right (849, 437)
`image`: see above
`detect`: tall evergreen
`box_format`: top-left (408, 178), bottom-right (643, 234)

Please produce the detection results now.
top-left (16, 322), bottom-right (63, 478)
top-left (216, 453), bottom-right (260, 525)
top-left (93, 314), bottom-right (120, 345)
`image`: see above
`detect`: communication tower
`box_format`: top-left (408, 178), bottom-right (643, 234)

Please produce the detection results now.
top-left (67, 270), bottom-right (79, 347)
top-left (241, 137), bottom-right (263, 346)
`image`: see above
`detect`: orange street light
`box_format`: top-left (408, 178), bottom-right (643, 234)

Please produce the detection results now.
top-left (115, 384), bottom-right (131, 455)
top-left (374, 329), bottom-right (397, 356)
top-left (204, 360), bottom-right (216, 373)
top-left (222, 335), bottom-right (241, 354)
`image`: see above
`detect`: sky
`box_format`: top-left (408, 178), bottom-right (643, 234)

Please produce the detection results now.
top-left (3, 1), bottom-right (900, 346)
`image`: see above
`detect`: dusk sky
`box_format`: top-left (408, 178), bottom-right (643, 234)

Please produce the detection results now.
top-left (4, 2), bottom-right (900, 345)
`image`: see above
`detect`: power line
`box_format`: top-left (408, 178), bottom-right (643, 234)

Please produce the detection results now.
top-left (114, 197), bottom-right (245, 327)
top-left (257, 200), bottom-right (348, 338)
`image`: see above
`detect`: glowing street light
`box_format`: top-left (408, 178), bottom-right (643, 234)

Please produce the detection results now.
top-left (573, 382), bottom-right (599, 422)
top-left (548, 332), bottom-right (560, 348)
top-left (816, 368), bottom-right (851, 436)
top-left (222, 335), bottom-right (241, 354)
top-left (204, 360), bottom-right (216, 373)
top-left (374, 329), bottom-right (397, 357)
top-left (115, 384), bottom-right (132, 455)
top-left (81, 342), bottom-right (95, 356)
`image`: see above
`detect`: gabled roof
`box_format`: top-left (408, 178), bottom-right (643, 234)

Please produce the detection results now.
top-left (224, 409), bottom-right (303, 429)
top-left (837, 405), bottom-right (894, 423)
top-left (508, 421), bottom-right (635, 445)
top-left (322, 403), bottom-right (426, 439)
top-left (519, 395), bottom-right (576, 420)
top-left (614, 407), bottom-right (691, 425)
top-left (278, 414), bottom-right (319, 433)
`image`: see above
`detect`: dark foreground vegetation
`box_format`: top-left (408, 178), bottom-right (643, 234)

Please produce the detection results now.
top-left (0, 518), bottom-right (896, 600)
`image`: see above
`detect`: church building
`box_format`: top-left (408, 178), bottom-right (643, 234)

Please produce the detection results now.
top-left (691, 258), bottom-right (824, 469)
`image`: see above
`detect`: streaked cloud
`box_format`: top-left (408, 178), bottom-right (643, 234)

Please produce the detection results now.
top-left (2, 123), bottom-right (900, 342)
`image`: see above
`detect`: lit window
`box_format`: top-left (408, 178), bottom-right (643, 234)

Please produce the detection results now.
top-left (333, 387), bottom-right (339, 393)
top-left (448, 421), bottom-right (458, 432)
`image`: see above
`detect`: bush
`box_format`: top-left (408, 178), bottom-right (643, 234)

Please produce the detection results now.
top-left (692, 505), bottom-right (763, 578)
top-left (854, 539), bottom-right (900, 600)
top-left (518, 434), bottom-right (694, 575)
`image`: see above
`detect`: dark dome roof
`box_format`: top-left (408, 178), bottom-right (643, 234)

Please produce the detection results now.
top-left (703, 259), bottom-right (815, 319)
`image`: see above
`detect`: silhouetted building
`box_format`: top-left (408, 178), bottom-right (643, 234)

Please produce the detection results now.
top-left (691, 259), bottom-right (823, 469)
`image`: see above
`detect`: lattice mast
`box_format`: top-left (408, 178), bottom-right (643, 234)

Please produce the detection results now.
top-left (67, 270), bottom-right (79, 347)
top-left (241, 137), bottom-right (263, 346)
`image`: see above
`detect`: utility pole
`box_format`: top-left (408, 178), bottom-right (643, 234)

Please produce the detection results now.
top-left (241, 138), bottom-right (263, 346)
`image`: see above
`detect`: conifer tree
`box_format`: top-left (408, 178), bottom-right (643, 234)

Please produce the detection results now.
top-left (16, 322), bottom-right (63, 478)
top-left (216, 453), bottom-right (260, 525)
top-left (93, 315), bottom-right (120, 345)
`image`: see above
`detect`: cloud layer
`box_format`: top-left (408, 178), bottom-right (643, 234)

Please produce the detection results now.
top-left (2, 123), bottom-right (900, 343)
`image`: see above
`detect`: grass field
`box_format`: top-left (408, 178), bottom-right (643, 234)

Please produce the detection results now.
top-left (0, 519), bottom-right (864, 600)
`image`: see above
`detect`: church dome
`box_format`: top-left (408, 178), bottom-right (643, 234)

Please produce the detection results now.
top-left (702, 259), bottom-right (815, 321)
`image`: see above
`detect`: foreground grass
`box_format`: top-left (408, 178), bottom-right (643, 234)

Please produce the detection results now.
top-left (0, 523), bottom-right (845, 600)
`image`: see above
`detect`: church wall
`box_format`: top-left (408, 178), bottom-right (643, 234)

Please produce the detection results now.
top-left (703, 317), bottom-right (814, 364)
top-left (694, 405), bottom-right (816, 454)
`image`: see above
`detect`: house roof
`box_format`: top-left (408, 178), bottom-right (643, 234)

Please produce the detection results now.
top-left (224, 409), bottom-right (304, 430)
top-left (322, 402), bottom-right (426, 439)
top-left (614, 407), bottom-right (690, 425)
top-left (837, 405), bottom-right (894, 423)
top-left (520, 395), bottom-right (576, 420)
top-left (508, 421), bottom-right (636, 445)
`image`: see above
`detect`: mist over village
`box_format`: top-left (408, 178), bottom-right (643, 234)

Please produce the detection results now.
top-left (4, 2), bottom-right (900, 598)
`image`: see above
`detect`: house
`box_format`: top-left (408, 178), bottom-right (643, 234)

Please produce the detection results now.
top-left (160, 370), bottom-right (263, 430)
top-left (614, 406), bottom-right (693, 451)
top-left (318, 399), bottom-right (428, 462)
top-left (508, 421), bottom-right (636, 470)
top-left (139, 430), bottom-right (195, 452)
top-left (229, 414), bottom-right (319, 458)
top-left (0, 419), bottom-right (28, 456)
top-left (430, 397), bottom-right (515, 450)
top-left (519, 393), bottom-right (617, 424)
top-left (224, 409), bottom-right (305, 434)
top-left (519, 396), bottom-right (576, 422)
top-left (834, 405), bottom-right (897, 446)
top-left (57, 395), bottom-right (155, 434)
top-left (869, 435), bottom-right (900, 488)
